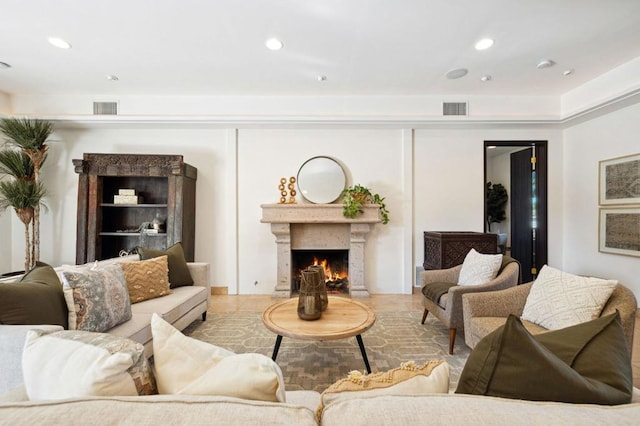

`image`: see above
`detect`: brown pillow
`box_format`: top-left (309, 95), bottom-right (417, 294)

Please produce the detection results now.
top-left (0, 262), bottom-right (68, 328)
top-left (121, 256), bottom-right (171, 303)
top-left (455, 312), bottom-right (632, 405)
top-left (137, 242), bottom-right (193, 288)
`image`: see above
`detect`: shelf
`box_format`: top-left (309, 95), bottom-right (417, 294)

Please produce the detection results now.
top-left (100, 232), bottom-right (167, 236)
top-left (101, 203), bottom-right (168, 208)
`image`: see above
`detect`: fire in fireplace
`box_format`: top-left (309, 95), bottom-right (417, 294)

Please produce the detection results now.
top-left (292, 249), bottom-right (349, 294)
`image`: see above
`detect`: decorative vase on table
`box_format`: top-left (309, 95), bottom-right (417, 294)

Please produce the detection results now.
top-left (307, 265), bottom-right (329, 311)
top-left (297, 269), bottom-right (324, 320)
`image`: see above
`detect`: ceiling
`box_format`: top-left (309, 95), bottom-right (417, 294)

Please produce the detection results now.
top-left (1, 0), bottom-right (640, 98)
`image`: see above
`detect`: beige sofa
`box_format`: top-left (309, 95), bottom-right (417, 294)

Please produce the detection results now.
top-left (1, 388), bottom-right (639, 425)
top-left (0, 255), bottom-right (210, 394)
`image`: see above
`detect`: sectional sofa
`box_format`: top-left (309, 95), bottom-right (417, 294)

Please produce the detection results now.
top-left (0, 254), bottom-right (210, 394)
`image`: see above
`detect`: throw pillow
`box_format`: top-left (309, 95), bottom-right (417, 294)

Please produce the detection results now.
top-left (121, 255), bottom-right (171, 303)
top-left (457, 248), bottom-right (503, 286)
top-left (521, 265), bottom-right (618, 330)
top-left (137, 242), bottom-right (193, 288)
top-left (318, 360), bottom-right (449, 418)
top-left (455, 312), bottom-right (633, 405)
top-left (151, 313), bottom-right (286, 402)
top-left (0, 262), bottom-right (68, 328)
top-left (60, 263), bottom-right (132, 332)
top-left (22, 329), bottom-right (156, 400)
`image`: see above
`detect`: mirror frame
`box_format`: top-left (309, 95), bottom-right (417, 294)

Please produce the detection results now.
top-left (296, 156), bottom-right (346, 204)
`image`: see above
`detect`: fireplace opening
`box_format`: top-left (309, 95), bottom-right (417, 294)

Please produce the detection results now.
top-left (292, 249), bottom-right (349, 295)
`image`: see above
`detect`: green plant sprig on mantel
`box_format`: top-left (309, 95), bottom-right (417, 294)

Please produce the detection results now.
top-left (341, 184), bottom-right (390, 224)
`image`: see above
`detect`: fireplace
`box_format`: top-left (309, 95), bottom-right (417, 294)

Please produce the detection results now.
top-left (261, 203), bottom-right (381, 298)
top-left (292, 249), bottom-right (349, 294)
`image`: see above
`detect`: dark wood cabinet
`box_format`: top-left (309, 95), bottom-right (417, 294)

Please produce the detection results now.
top-left (423, 231), bottom-right (498, 270)
top-left (73, 154), bottom-right (197, 264)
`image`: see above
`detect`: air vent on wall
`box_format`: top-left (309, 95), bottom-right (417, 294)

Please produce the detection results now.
top-left (442, 102), bottom-right (467, 116)
top-left (93, 101), bottom-right (118, 115)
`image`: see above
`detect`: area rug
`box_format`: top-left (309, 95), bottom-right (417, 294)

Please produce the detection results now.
top-left (183, 311), bottom-right (470, 392)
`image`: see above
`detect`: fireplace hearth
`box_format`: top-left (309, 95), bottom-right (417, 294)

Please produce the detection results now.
top-left (261, 203), bottom-right (381, 298)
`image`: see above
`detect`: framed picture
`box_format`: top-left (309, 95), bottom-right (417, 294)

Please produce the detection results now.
top-left (599, 207), bottom-right (640, 257)
top-left (598, 153), bottom-right (640, 205)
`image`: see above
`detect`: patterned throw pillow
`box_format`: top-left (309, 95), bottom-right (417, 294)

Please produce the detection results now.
top-left (22, 329), bottom-right (156, 400)
top-left (121, 255), bottom-right (171, 303)
top-left (61, 263), bottom-right (132, 332)
top-left (318, 361), bottom-right (449, 419)
top-left (521, 265), bottom-right (618, 330)
top-left (457, 249), bottom-right (503, 286)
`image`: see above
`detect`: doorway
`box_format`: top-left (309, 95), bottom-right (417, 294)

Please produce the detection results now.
top-left (484, 141), bottom-right (548, 283)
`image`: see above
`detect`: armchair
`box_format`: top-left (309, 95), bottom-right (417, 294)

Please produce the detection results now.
top-left (419, 256), bottom-right (520, 354)
top-left (462, 281), bottom-right (637, 355)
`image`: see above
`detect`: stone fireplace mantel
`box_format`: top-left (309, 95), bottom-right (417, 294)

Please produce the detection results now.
top-left (261, 203), bottom-right (381, 298)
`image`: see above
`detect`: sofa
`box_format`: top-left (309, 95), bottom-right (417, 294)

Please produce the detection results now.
top-left (0, 387), bottom-right (639, 425)
top-left (0, 254), bottom-right (210, 394)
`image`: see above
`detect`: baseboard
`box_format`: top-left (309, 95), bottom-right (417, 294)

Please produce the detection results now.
top-left (210, 286), bottom-right (228, 295)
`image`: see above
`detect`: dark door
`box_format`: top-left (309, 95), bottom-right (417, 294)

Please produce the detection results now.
top-left (484, 141), bottom-right (548, 284)
top-left (510, 147), bottom-right (547, 283)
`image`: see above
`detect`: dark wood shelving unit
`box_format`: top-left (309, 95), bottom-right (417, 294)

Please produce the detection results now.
top-left (73, 153), bottom-right (197, 264)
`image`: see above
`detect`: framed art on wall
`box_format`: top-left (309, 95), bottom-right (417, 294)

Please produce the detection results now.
top-left (599, 207), bottom-right (640, 257)
top-left (598, 153), bottom-right (640, 205)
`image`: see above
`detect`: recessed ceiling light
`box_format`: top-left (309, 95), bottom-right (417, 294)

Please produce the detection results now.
top-left (0, 62), bottom-right (10, 69)
top-left (480, 75), bottom-right (492, 82)
top-left (445, 68), bottom-right (468, 79)
top-left (536, 59), bottom-right (555, 69)
top-left (265, 38), bottom-right (284, 50)
top-left (563, 69), bottom-right (574, 76)
top-left (317, 75), bottom-right (327, 81)
top-left (106, 75), bottom-right (119, 81)
top-left (475, 38), bottom-right (494, 50)
top-left (48, 37), bottom-right (72, 49)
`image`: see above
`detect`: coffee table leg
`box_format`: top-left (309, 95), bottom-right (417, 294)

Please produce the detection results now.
top-left (356, 334), bottom-right (371, 374)
top-left (272, 335), bottom-right (283, 361)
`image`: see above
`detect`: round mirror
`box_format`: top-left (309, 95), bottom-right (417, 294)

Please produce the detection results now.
top-left (297, 156), bottom-right (346, 204)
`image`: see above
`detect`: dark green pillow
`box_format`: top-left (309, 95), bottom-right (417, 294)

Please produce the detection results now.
top-left (137, 242), bottom-right (193, 288)
top-left (455, 312), bottom-right (632, 405)
top-left (0, 262), bottom-right (68, 328)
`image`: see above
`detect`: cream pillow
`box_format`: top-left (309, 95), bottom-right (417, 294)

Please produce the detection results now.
top-left (457, 249), bottom-right (503, 286)
top-left (22, 329), bottom-right (156, 401)
top-left (521, 265), bottom-right (618, 330)
top-left (151, 313), bottom-right (286, 402)
top-left (318, 361), bottom-right (449, 418)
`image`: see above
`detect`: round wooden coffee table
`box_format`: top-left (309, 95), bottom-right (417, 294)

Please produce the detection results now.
top-left (262, 296), bottom-right (376, 373)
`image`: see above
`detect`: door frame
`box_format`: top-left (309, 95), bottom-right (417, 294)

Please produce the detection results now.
top-left (484, 140), bottom-right (548, 282)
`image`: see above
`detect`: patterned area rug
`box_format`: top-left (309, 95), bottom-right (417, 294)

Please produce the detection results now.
top-left (183, 310), bottom-right (470, 392)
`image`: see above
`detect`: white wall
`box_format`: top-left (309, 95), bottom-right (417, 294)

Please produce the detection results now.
top-left (16, 127), bottom-right (233, 288)
top-left (14, 116), bottom-right (640, 300)
top-left (563, 102), bottom-right (640, 296)
top-left (237, 128), bottom-right (407, 295)
top-left (413, 128), bottom-right (564, 273)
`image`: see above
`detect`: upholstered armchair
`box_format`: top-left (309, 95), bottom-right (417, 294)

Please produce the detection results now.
top-left (462, 281), bottom-right (637, 355)
top-left (419, 256), bottom-right (520, 354)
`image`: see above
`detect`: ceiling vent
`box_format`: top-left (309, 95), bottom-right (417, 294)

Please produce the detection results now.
top-left (442, 102), bottom-right (467, 116)
top-left (93, 101), bottom-right (118, 115)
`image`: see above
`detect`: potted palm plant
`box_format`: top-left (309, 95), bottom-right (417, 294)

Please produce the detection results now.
top-left (0, 118), bottom-right (53, 272)
top-left (341, 184), bottom-right (390, 224)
